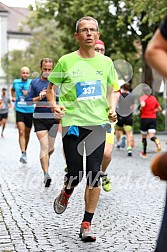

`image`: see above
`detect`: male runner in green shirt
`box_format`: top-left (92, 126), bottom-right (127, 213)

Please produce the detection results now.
top-left (47, 16), bottom-right (119, 242)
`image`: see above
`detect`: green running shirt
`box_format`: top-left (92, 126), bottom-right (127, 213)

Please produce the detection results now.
top-left (48, 51), bottom-right (119, 126)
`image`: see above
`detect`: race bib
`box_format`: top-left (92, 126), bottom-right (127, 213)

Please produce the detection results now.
top-left (76, 80), bottom-right (102, 101)
top-left (18, 96), bottom-right (26, 106)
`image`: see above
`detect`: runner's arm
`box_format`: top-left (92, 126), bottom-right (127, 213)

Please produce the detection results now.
top-left (107, 86), bottom-right (119, 122)
top-left (11, 87), bottom-right (16, 102)
top-left (46, 82), bottom-right (66, 120)
top-left (145, 29), bottom-right (167, 78)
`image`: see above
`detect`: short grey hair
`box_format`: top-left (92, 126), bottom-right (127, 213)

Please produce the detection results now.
top-left (143, 85), bottom-right (152, 96)
top-left (76, 16), bottom-right (99, 33)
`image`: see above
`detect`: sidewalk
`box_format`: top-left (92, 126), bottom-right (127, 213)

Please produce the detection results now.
top-left (0, 123), bottom-right (166, 252)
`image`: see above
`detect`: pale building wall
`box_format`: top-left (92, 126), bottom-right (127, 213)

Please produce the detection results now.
top-left (0, 11), bottom-right (8, 86)
top-left (8, 34), bottom-right (30, 51)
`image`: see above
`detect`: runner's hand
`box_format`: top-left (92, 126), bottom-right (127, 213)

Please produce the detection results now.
top-left (108, 109), bottom-right (117, 122)
top-left (52, 105), bottom-right (66, 120)
top-left (39, 89), bottom-right (47, 100)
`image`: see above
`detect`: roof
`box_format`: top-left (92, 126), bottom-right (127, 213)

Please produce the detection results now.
top-left (0, 2), bottom-right (7, 12)
top-left (0, 2), bottom-right (31, 34)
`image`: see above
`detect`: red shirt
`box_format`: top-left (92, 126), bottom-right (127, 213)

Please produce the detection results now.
top-left (140, 95), bottom-right (160, 118)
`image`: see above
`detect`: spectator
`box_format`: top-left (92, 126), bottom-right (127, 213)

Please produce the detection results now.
top-left (145, 16), bottom-right (167, 252)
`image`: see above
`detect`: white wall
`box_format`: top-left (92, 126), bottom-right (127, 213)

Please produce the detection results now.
top-left (0, 12), bottom-right (8, 79)
top-left (8, 34), bottom-right (30, 51)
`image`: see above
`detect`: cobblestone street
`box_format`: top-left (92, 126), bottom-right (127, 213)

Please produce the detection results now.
top-left (0, 123), bottom-right (167, 252)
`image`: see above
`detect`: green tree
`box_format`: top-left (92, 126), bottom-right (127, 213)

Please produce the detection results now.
top-left (28, 0), bottom-right (166, 86)
top-left (2, 19), bottom-right (65, 83)
top-left (2, 0), bottom-right (167, 86)
top-left (112, 0), bottom-right (167, 85)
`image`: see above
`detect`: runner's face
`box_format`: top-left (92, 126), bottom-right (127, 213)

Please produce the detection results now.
top-left (41, 61), bottom-right (54, 79)
top-left (94, 44), bottom-right (105, 55)
top-left (20, 68), bottom-right (30, 81)
top-left (75, 20), bottom-right (100, 48)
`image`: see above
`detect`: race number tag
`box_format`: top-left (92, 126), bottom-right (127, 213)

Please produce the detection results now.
top-left (76, 80), bottom-right (102, 101)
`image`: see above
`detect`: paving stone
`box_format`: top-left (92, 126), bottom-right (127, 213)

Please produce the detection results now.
top-left (0, 124), bottom-right (166, 251)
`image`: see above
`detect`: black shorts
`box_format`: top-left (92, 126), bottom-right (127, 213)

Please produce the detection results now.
top-left (140, 118), bottom-right (156, 133)
top-left (0, 113), bottom-right (8, 120)
top-left (16, 111), bottom-right (33, 129)
top-left (116, 115), bottom-right (133, 127)
top-left (33, 118), bottom-right (59, 138)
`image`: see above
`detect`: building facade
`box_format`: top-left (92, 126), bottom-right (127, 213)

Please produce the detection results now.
top-left (0, 2), bottom-right (31, 87)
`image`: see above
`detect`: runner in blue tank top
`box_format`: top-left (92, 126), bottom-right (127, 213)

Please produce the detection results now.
top-left (11, 66), bottom-right (34, 164)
